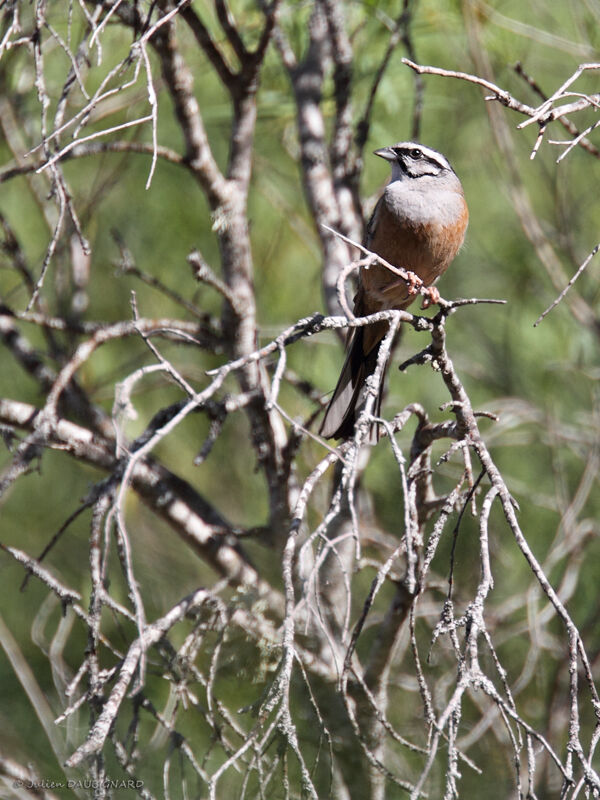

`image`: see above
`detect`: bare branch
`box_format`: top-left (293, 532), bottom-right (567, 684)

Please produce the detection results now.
top-left (534, 242), bottom-right (600, 326)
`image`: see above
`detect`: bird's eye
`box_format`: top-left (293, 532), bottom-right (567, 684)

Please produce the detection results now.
top-left (412, 148), bottom-right (422, 159)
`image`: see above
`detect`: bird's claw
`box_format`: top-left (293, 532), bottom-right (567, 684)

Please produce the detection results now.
top-left (421, 286), bottom-right (440, 309)
top-left (406, 271), bottom-right (423, 296)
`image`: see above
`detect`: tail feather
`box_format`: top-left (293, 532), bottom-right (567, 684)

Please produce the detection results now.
top-left (319, 329), bottom-right (385, 441)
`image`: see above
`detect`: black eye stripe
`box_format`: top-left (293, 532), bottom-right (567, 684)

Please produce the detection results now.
top-left (394, 147), bottom-right (424, 160)
top-left (389, 144), bottom-right (449, 172)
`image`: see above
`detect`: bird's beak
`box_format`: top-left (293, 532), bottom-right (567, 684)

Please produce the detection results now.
top-left (373, 146), bottom-right (396, 162)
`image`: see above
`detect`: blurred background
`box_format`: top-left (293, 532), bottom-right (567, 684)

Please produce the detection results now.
top-left (1, 0), bottom-right (599, 796)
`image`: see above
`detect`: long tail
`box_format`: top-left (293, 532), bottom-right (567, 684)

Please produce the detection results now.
top-left (319, 328), bottom-right (385, 441)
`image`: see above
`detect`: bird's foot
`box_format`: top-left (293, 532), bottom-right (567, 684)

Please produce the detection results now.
top-left (406, 270), bottom-right (423, 297)
top-left (421, 286), bottom-right (440, 308)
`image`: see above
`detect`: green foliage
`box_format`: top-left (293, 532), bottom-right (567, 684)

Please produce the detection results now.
top-left (1, 0), bottom-right (599, 796)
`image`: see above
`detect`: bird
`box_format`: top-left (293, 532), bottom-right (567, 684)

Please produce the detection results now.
top-left (319, 141), bottom-right (469, 440)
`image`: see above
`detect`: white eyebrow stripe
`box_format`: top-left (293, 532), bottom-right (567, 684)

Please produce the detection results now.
top-left (392, 141), bottom-right (451, 171)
